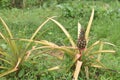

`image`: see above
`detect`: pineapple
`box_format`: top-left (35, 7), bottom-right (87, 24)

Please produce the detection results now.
top-left (77, 28), bottom-right (86, 51)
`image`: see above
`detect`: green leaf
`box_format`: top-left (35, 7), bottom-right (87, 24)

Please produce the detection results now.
top-left (97, 41), bottom-right (104, 61)
top-left (18, 69), bottom-right (25, 77)
top-left (0, 58), bottom-right (12, 65)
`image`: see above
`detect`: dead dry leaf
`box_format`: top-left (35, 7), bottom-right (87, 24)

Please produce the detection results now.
top-left (73, 60), bottom-right (82, 80)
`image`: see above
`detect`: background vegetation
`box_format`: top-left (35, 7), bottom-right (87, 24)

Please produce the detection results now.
top-left (0, 0), bottom-right (120, 80)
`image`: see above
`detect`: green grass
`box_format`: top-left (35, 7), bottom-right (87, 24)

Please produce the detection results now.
top-left (0, 0), bottom-right (120, 80)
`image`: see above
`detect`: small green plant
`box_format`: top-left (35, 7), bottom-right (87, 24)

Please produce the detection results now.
top-left (0, 16), bottom-right (56, 77)
top-left (0, 17), bottom-right (22, 77)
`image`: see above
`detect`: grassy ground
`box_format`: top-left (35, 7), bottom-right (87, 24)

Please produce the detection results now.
top-left (0, 0), bottom-right (120, 80)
